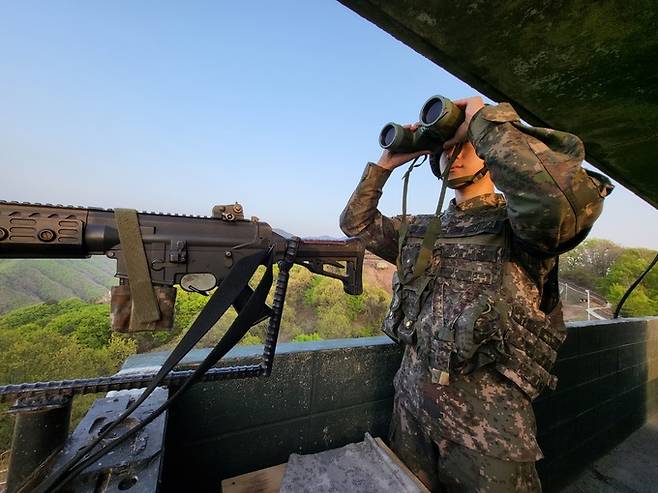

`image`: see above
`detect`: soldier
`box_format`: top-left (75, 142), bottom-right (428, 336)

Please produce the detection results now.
top-left (340, 96), bottom-right (613, 492)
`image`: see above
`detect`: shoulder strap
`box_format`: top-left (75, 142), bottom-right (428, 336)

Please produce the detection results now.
top-left (396, 157), bottom-right (423, 273)
top-left (398, 144), bottom-right (462, 284)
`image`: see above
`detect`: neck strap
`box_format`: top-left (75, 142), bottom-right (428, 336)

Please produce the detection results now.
top-left (446, 164), bottom-right (489, 189)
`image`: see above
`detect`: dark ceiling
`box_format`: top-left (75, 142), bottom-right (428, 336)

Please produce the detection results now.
top-left (339, 0), bottom-right (658, 208)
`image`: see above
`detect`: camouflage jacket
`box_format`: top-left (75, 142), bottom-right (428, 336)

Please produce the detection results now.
top-left (339, 103), bottom-right (612, 461)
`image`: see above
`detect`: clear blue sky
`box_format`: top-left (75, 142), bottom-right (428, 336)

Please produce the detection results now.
top-left (2, 1), bottom-right (656, 249)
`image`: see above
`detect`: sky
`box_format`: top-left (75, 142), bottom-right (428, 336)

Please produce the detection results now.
top-left (1, 1), bottom-right (656, 249)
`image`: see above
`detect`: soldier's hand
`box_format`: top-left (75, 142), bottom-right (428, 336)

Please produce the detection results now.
top-left (443, 96), bottom-right (485, 149)
top-left (376, 123), bottom-right (430, 171)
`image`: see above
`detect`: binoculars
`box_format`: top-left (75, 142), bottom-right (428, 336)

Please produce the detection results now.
top-left (379, 95), bottom-right (465, 153)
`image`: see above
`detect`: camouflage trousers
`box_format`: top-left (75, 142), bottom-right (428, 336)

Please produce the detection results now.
top-left (389, 399), bottom-right (542, 492)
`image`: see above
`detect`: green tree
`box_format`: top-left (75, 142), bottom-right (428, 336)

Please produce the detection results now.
top-left (45, 304), bottom-right (111, 348)
top-left (292, 332), bottom-right (324, 342)
top-left (0, 326), bottom-right (137, 452)
top-left (560, 238), bottom-right (623, 291)
top-left (0, 298), bottom-right (88, 330)
top-left (240, 333), bottom-right (262, 345)
top-left (600, 247), bottom-right (658, 317)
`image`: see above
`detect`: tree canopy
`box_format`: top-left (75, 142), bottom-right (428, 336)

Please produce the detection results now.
top-left (560, 239), bottom-right (657, 317)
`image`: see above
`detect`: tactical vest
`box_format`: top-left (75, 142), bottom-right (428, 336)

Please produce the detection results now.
top-left (383, 203), bottom-right (566, 400)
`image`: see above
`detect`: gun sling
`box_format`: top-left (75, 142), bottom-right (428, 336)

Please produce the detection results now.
top-left (114, 208), bottom-right (161, 325)
top-left (31, 248), bottom-right (276, 493)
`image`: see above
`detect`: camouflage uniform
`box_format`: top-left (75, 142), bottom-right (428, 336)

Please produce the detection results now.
top-left (340, 103), bottom-right (612, 492)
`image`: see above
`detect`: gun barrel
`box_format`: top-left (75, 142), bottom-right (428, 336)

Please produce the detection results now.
top-left (84, 224), bottom-right (120, 253)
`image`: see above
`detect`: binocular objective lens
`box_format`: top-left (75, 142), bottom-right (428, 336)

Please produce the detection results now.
top-left (422, 98), bottom-right (444, 125)
top-left (381, 125), bottom-right (397, 147)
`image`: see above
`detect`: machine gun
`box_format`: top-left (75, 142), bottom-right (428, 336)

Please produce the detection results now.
top-left (0, 200), bottom-right (363, 325)
top-left (0, 200), bottom-right (365, 493)
top-left (0, 199), bottom-right (365, 396)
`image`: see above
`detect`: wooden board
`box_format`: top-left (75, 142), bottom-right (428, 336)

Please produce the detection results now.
top-left (221, 463), bottom-right (286, 493)
top-left (374, 437), bottom-right (431, 493)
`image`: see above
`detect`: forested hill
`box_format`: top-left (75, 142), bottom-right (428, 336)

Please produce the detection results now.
top-left (0, 257), bottom-right (115, 313)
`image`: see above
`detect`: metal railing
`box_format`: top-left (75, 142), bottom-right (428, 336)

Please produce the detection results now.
top-left (559, 281), bottom-right (612, 320)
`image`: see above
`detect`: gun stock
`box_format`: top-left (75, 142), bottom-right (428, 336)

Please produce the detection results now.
top-left (294, 237), bottom-right (365, 295)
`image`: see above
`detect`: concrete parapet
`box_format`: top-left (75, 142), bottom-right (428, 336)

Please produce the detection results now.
top-left (120, 318), bottom-right (658, 492)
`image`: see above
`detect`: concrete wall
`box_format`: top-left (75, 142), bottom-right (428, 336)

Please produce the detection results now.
top-left (121, 318), bottom-right (658, 492)
top-left (535, 317), bottom-right (658, 491)
top-left (148, 338), bottom-right (402, 493)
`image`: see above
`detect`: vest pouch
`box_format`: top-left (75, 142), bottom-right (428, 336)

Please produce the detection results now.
top-left (397, 317), bottom-right (417, 346)
top-left (495, 349), bottom-right (558, 400)
top-left (399, 275), bottom-right (433, 346)
top-left (504, 317), bottom-right (559, 369)
top-left (382, 272), bottom-right (404, 343)
top-left (496, 311), bottom-right (560, 399)
top-left (450, 292), bottom-right (509, 374)
top-left (399, 286), bottom-right (421, 345)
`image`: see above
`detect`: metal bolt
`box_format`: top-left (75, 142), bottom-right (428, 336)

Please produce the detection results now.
top-left (225, 251), bottom-right (232, 258)
top-left (0, 228), bottom-right (7, 241)
top-left (38, 229), bottom-right (56, 242)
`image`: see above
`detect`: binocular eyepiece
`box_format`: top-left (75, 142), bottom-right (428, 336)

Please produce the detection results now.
top-left (379, 95), bottom-right (465, 153)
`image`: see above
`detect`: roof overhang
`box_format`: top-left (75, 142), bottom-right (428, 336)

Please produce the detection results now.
top-left (339, 0), bottom-right (658, 208)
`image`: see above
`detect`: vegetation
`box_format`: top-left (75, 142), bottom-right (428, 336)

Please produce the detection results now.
top-left (154, 265), bottom-right (391, 350)
top-left (0, 321), bottom-right (136, 455)
top-left (0, 264), bottom-right (391, 452)
top-left (560, 239), bottom-right (658, 317)
top-left (0, 257), bottom-right (114, 314)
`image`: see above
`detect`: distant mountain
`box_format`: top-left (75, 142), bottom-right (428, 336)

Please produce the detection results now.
top-left (0, 257), bottom-right (116, 313)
